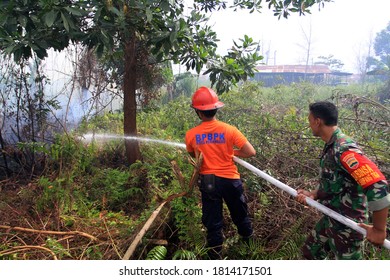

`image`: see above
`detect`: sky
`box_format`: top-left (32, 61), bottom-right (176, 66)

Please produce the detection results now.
top-left (43, 0), bottom-right (390, 76)
top-left (205, 0), bottom-right (390, 73)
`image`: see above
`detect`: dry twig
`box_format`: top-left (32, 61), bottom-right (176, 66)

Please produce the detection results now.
top-left (0, 245), bottom-right (58, 260)
top-left (102, 217), bottom-right (122, 259)
top-left (0, 225), bottom-right (98, 242)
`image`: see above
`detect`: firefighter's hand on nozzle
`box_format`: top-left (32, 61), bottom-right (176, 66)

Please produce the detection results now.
top-left (296, 189), bottom-right (316, 205)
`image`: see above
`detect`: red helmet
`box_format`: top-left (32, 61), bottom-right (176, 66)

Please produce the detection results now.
top-left (191, 87), bottom-right (224, 111)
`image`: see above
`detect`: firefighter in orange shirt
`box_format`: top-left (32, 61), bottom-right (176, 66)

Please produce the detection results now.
top-left (185, 87), bottom-right (256, 259)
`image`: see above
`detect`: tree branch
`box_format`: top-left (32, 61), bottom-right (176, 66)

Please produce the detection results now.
top-left (0, 245), bottom-right (58, 260)
top-left (0, 225), bottom-right (98, 242)
top-left (122, 154), bottom-right (203, 260)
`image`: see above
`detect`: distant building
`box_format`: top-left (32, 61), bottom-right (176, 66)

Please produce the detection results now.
top-left (366, 69), bottom-right (388, 83)
top-left (252, 65), bottom-right (352, 87)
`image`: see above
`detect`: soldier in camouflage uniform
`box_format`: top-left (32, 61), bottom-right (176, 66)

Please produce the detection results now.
top-left (296, 101), bottom-right (390, 260)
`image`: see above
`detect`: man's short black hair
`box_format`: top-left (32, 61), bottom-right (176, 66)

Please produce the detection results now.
top-left (198, 109), bottom-right (218, 118)
top-left (309, 101), bottom-right (338, 126)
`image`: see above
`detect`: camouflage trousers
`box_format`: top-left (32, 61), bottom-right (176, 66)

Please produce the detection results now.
top-left (302, 215), bottom-right (364, 260)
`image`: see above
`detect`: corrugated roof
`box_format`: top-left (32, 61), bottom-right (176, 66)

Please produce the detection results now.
top-left (256, 65), bottom-right (331, 74)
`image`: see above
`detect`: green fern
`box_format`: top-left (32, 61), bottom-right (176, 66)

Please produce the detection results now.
top-left (172, 249), bottom-right (197, 260)
top-left (238, 238), bottom-right (267, 260)
top-left (269, 216), bottom-right (307, 260)
top-left (145, 246), bottom-right (167, 260)
top-left (271, 239), bottom-right (302, 260)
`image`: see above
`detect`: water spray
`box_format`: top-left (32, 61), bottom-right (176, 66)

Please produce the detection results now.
top-left (82, 133), bottom-right (390, 250)
top-left (81, 133), bottom-right (186, 149)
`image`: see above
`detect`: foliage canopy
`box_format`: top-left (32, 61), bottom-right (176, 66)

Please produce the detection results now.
top-left (0, 0), bottom-right (334, 165)
top-left (0, 0), bottom-right (332, 93)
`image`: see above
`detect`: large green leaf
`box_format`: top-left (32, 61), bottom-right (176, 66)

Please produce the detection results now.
top-left (64, 6), bottom-right (84, 17)
top-left (44, 10), bottom-right (57, 27)
top-left (60, 11), bottom-right (69, 32)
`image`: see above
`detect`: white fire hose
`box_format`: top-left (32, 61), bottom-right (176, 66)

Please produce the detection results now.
top-left (82, 134), bottom-right (390, 250)
top-left (233, 156), bottom-right (390, 250)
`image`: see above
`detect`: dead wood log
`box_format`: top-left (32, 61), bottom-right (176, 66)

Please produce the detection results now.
top-left (188, 153), bottom-right (203, 192)
top-left (122, 153), bottom-right (203, 260)
top-left (0, 225), bottom-right (98, 242)
top-left (122, 200), bottom-right (168, 260)
top-left (0, 245), bottom-right (58, 260)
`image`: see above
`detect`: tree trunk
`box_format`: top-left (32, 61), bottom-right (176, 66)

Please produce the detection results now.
top-left (123, 38), bottom-right (141, 165)
top-left (0, 127), bottom-right (10, 177)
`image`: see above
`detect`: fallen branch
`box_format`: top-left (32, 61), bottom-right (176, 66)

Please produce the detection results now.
top-left (122, 154), bottom-right (203, 260)
top-left (122, 200), bottom-right (168, 260)
top-left (171, 160), bottom-right (186, 189)
top-left (0, 245), bottom-right (58, 260)
top-left (0, 225), bottom-right (98, 242)
top-left (188, 153), bottom-right (203, 192)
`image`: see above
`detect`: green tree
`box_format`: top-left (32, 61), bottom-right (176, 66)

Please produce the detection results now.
top-left (315, 54), bottom-right (344, 72)
top-left (374, 21), bottom-right (390, 68)
top-left (367, 21), bottom-right (390, 73)
top-left (370, 21), bottom-right (390, 101)
top-left (0, 0), bottom-right (332, 164)
top-left (172, 72), bottom-right (197, 99)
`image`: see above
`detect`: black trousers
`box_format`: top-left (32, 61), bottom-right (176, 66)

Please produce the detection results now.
top-left (200, 175), bottom-right (253, 251)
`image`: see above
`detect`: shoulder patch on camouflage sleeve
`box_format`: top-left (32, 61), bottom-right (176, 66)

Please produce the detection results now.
top-left (340, 151), bottom-right (386, 188)
top-left (342, 152), bottom-right (359, 169)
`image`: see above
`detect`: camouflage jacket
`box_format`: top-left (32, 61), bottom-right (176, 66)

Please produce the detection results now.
top-left (316, 128), bottom-right (390, 223)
